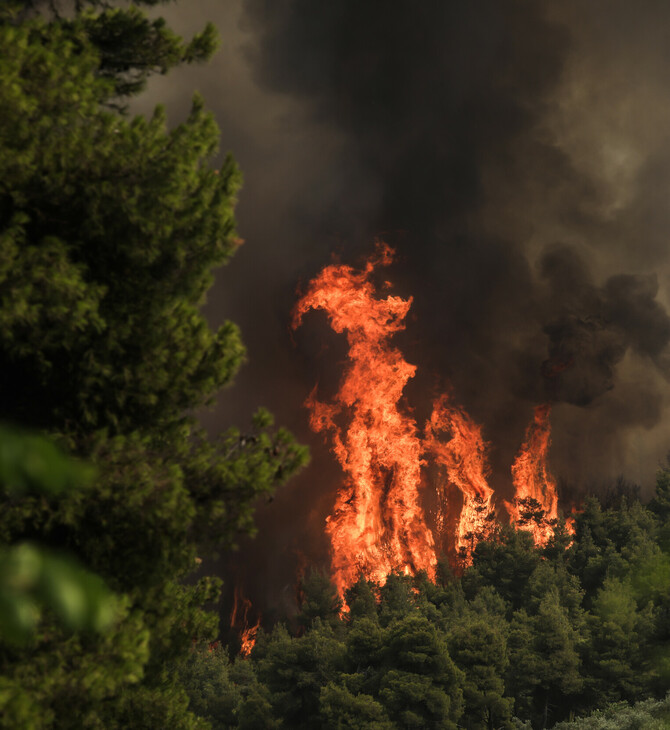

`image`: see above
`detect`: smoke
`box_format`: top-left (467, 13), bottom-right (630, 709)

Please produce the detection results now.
top-left (132, 0), bottom-right (670, 612)
top-left (238, 0), bottom-right (670, 484)
top-left (539, 244), bottom-right (670, 406)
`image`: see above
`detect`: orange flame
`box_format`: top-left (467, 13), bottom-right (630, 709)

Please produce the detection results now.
top-left (508, 404), bottom-right (559, 546)
top-left (230, 585), bottom-right (260, 657)
top-left (294, 246), bottom-right (572, 590)
top-left (240, 618), bottom-right (261, 657)
top-left (425, 395), bottom-right (495, 563)
top-left (293, 244), bottom-right (436, 596)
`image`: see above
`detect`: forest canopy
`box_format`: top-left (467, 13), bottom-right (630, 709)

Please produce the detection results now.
top-left (179, 482), bottom-right (670, 729)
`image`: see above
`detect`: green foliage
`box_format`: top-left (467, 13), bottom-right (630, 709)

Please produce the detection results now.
top-left (177, 644), bottom-right (240, 729)
top-left (378, 614), bottom-right (464, 729)
top-left (319, 683), bottom-right (393, 729)
top-left (298, 568), bottom-right (344, 632)
top-left (178, 491), bottom-right (670, 729)
top-left (2, 1), bottom-right (217, 102)
top-left (0, 7), bottom-right (246, 438)
top-left (463, 525), bottom-right (541, 611)
top-left (0, 542), bottom-right (116, 641)
top-left (0, 425), bottom-right (116, 648)
top-left (79, 7), bottom-right (219, 98)
top-left (0, 424), bottom-right (94, 498)
top-left (553, 693), bottom-right (670, 729)
top-left (0, 1), bottom-right (308, 726)
top-left (256, 621), bottom-right (347, 728)
top-left (448, 612), bottom-right (514, 729)
top-left (585, 576), bottom-right (656, 704)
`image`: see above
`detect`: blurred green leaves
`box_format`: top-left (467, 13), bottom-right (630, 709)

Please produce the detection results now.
top-left (0, 425), bottom-right (115, 642)
top-left (0, 542), bottom-right (116, 641)
top-left (0, 423), bottom-right (95, 498)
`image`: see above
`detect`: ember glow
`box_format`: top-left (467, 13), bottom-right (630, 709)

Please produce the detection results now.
top-left (508, 404), bottom-right (560, 546)
top-left (294, 246), bottom-right (567, 595)
top-left (230, 585), bottom-right (260, 657)
top-left (293, 244), bottom-right (436, 596)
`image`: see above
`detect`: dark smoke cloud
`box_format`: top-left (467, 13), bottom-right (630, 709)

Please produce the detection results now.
top-left (239, 0), bottom-right (670, 485)
top-left (131, 0), bottom-right (670, 612)
top-left (540, 244), bottom-right (670, 406)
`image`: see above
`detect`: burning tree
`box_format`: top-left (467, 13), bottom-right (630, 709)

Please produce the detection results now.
top-left (508, 405), bottom-right (562, 546)
top-left (425, 395), bottom-right (496, 563)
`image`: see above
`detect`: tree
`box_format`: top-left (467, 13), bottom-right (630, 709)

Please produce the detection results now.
top-left (177, 644), bottom-right (240, 729)
top-left (568, 497), bottom-right (658, 604)
top-left (552, 693), bottom-right (670, 729)
top-left (256, 622), bottom-right (346, 729)
top-left (586, 576), bottom-right (656, 705)
top-left (378, 571), bottom-right (417, 626)
top-left (319, 683), bottom-right (393, 730)
top-left (506, 609), bottom-right (541, 722)
top-left (532, 588), bottom-right (584, 727)
top-left (448, 613), bottom-right (514, 730)
top-left (0, 425), bottom-right (115, 641)
top-left (649, 465), bottom-right (670, 552)
top-left (505, 587), bottom-right (584, 728)
top-left (297, 569), bottom-right (343, 633)
top-left (344, 575), bottom-right (378, 622)
top-left (5, 0), bottom-right (218, 103)
top-left (463, 526), bottom-right (541, 613)
top-left (377, 614), bottom-right (464, 729)
top-left (0, 4), bottom-right (307, 726)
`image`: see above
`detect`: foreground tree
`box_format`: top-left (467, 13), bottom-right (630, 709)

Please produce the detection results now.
top-left (0, 3), bottom-right (307, 726)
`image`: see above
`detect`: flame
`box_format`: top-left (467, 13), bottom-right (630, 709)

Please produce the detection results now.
top-left (294, 246), bottom-right (572, 591)
top-left (508, 404), bottom-right (559, 546)
top-left (293, 244), bottom-right (436, 596)
top-left (240, 617), bottom-right (261, 657)
top-left (425, 395), bottom-right (495, 563)
top-left (230, 585), bottom-right (261, 657)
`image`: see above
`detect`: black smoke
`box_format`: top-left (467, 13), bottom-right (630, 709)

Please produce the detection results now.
top-left (539, 244), bottom-right (670, 406)
top-left (133, 0), bottom-right (670, 614)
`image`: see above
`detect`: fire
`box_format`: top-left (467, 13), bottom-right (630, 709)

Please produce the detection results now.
top-left (292, 243), bottom-right (436, 596)
top-left (425, 395), bottom-right (495, 563)
top-left (294, 245), bottom-right (570, 594)
top-left (508, 404), bottom-right (560, 546)
top-left (230, 585), bottom-right (260, 657)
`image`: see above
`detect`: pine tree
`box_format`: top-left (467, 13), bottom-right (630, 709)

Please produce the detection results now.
top-left (256, 622), bottom-right (346, 729)
top-left (0, 5), bottom-right (307, 726)
top-left (377, 613), bottom-right (465, 729)
top-left (297, 569), bottom-right (343, 633)
top-left (448, 613), bottom-right (514, 729)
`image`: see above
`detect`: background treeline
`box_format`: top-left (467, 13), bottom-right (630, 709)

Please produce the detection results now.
top-left (180, 483), bottom-right (670, 729)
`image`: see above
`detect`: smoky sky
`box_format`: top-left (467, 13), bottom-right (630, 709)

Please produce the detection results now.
top-left (133, 1), bottom-right (670, 612)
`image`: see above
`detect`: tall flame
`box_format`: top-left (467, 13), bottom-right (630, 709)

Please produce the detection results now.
top-left (425, 395), bottom-right (495, 563)
top-left (508, 404), bottom-right (559, 546)
top-left (293, 244), bottom-right (436, 596)
top-left (294, 246), bottom-right (570, 593)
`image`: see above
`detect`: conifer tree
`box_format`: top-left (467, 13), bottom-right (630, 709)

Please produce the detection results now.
top-left (0, 3), bottom-right (307, 725)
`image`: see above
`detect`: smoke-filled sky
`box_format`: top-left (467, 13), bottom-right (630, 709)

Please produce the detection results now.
top-left (134, 0), bottom-right (670, 611)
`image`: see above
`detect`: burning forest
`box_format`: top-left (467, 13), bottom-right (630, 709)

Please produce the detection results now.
top-left (6, 0), bottom-right (670, 727)
top-left (292, 244), bottom-right (570, 597)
